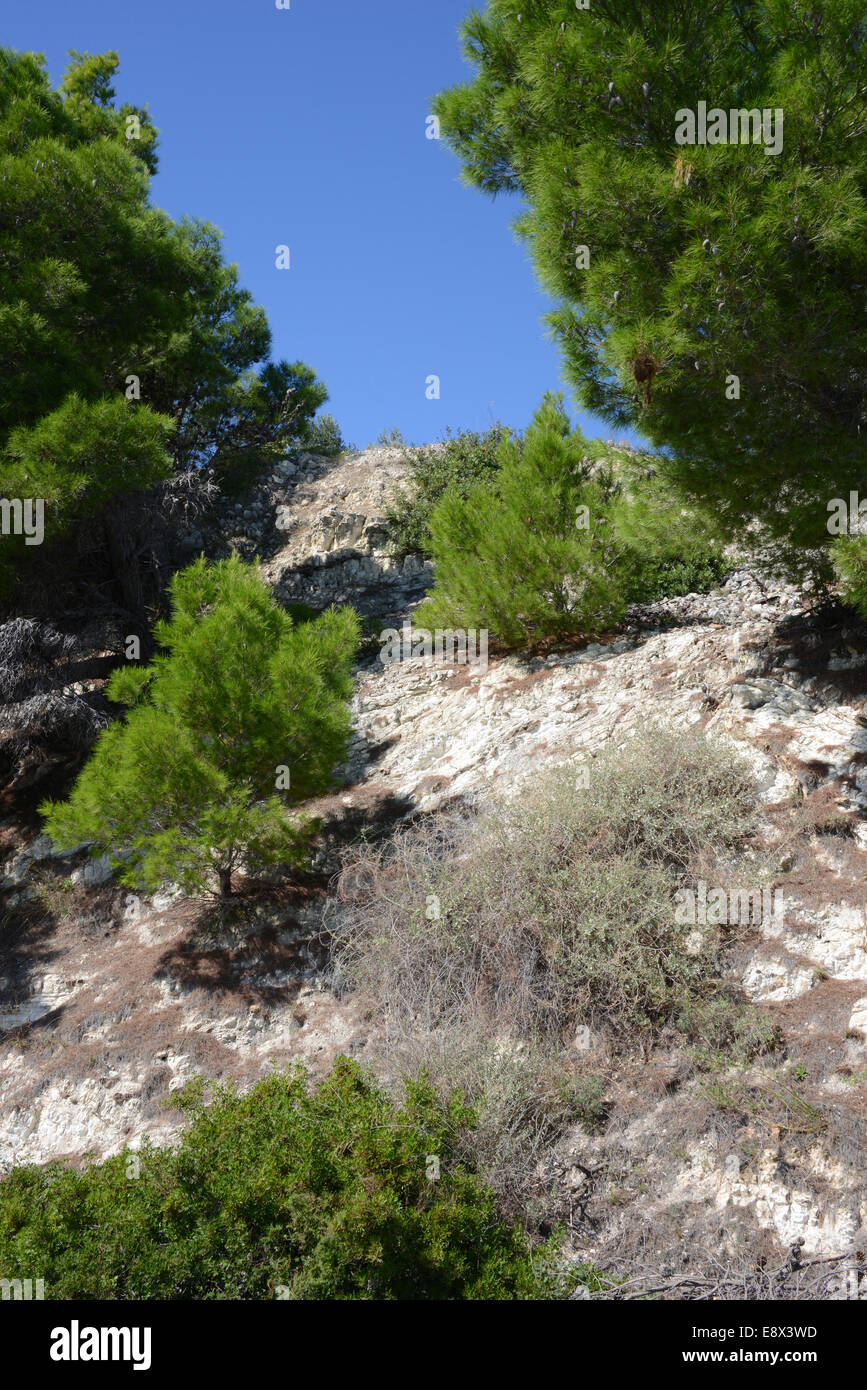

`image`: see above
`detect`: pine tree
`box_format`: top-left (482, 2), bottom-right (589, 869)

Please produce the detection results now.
top-left (40, 557), bottom-right (361, 897)
top-left (0, 48), bottom-right (326, 596)
top-left (833, 532), bottom-right (867, 617)
top-left (433, 2), bottom-right (867, 568)
top-left (416, 395), bottom-right (629, 646)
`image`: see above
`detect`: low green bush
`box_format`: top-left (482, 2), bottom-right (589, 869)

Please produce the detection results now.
top-left (412, 397), bottom-right (729, 649)
top-left (375, 425), bottom-right (408, 447)
top-left (331, 726), bottom-right (775, 1213)
top-left (304, 412), bottom-right (354, 456)
top-left (384, 424), bottom-right (511, 556)
top-left (0, 1058), bottom-right (566, 1300)
top-left (334, 724), bottom-right (760, 1048)
top-left (415, 398), bottom-right (628, 645)
top-left (833, 533), bottom-right (867, 617)
top-left (613, 466), bottom-right (731, 602)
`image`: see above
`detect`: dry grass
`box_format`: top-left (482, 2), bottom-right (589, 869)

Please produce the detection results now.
top-left (327, 724), bottom-right (778, 1217)
top-left (331, 726), bottom-right (761, 1045)
top-left (584, 1243), bottom-right (865, 1301)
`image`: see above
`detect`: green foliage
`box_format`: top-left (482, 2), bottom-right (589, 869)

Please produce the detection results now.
top-left (700, 1075), bottom-right (827, 1135)
top-left (375, 426), bottom-right (407, 447)
top-left (434, 1), bottom-right (867, 562)
top-left (283, 600), bottom-right (318, 625)
top-left (40, 556), bottom-right (360, 896)
top-left (559, 1074), bottom-right (608, 1135)
top-left (192, 357), bottom-right (327, 493)
top-left (2, 394), bottom-right (174, 545)
top-left (0, 47), bottom-right (174, 429)
top-left (833, 533), bottom-right (867, 618)
top-left (625, 549), bottom-right (730, 603)
top-left (336, 723), bottom-right (765, 1049)
top-left (58, 49), bottom-right (159, 173)
top-left (612, 465), bottom-right (732, 602)
top-left (0, 47), bottom-right (325, 591)
top-left (415, 396), bottom-right (727, 648)
top-left (138, 211), bottom-right (328, 484)
top-left (303, 412), bottom-right (354, 457)
top-left (680, 997), bottom-right (783, 1071)
top-left (416, 397), bottom-right (628, 646)
top-left (384, 425), bottom-right (513, 556)
top-left (0, 1058), bottom-right (564, 1300)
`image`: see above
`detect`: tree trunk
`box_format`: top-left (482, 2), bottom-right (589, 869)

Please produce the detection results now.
top-left (217, 866), bottom-right (233, 897)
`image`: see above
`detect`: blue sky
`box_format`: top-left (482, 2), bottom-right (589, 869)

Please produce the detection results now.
top-left (7, 0), bottom-right (639, 449)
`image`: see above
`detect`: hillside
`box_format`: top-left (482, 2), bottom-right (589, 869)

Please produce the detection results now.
top-left (2, 444), bottom-right (866, 1298)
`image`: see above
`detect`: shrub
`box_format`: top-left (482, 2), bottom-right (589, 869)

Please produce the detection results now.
top-left (626, 549), bottom-right (730, 602)
top-left (833, 533), bottom-right (867, 618)
top-left (334, 725), bottom-right (757, 1047)
top-left (0, 1058), bottom-right (566, 1300)
top-left (379, 1033), bottom-right (608, 1224)
top-left (384, 424), bottom-right (511, 556)
top-left (303, 412), bottom-right (354, 457)
top-left (333, 728), bottom-right (766, 1050)
top-left (40, 555), bottom-right (360, 896)
top-left (413, 397), bottom-right (729, 649)
top-left (537, 723), bottom-right (757, 876)
top-left (612, 464), bottom-right (732, 602)
top-left (330, 725), bottom-right (772, 1209)
top-left (679, 997), bottom-right (783, 1070)
top-left (415, 396), bottom-right (632, 646)
top-left (375, 426), bottom-right (407, 447)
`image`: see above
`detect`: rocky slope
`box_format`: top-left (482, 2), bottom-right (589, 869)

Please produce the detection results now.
top-left (1, 444), bottom-right (866, 1289)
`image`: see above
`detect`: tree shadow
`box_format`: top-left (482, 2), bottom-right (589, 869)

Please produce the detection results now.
top-left (153, 787), bottom-right (418, 1002)
top-left (0, 894), bottom-right (65, 1035)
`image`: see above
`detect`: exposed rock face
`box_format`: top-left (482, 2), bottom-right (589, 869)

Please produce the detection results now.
top-left (0, 617), bottom-right (119, 818)
top-left (205, 447), bottom-right (433, 623)
top-left (1, 444), bottom-right (866, 1279)
top-left (0, 885), bottom-right (369, 1167)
